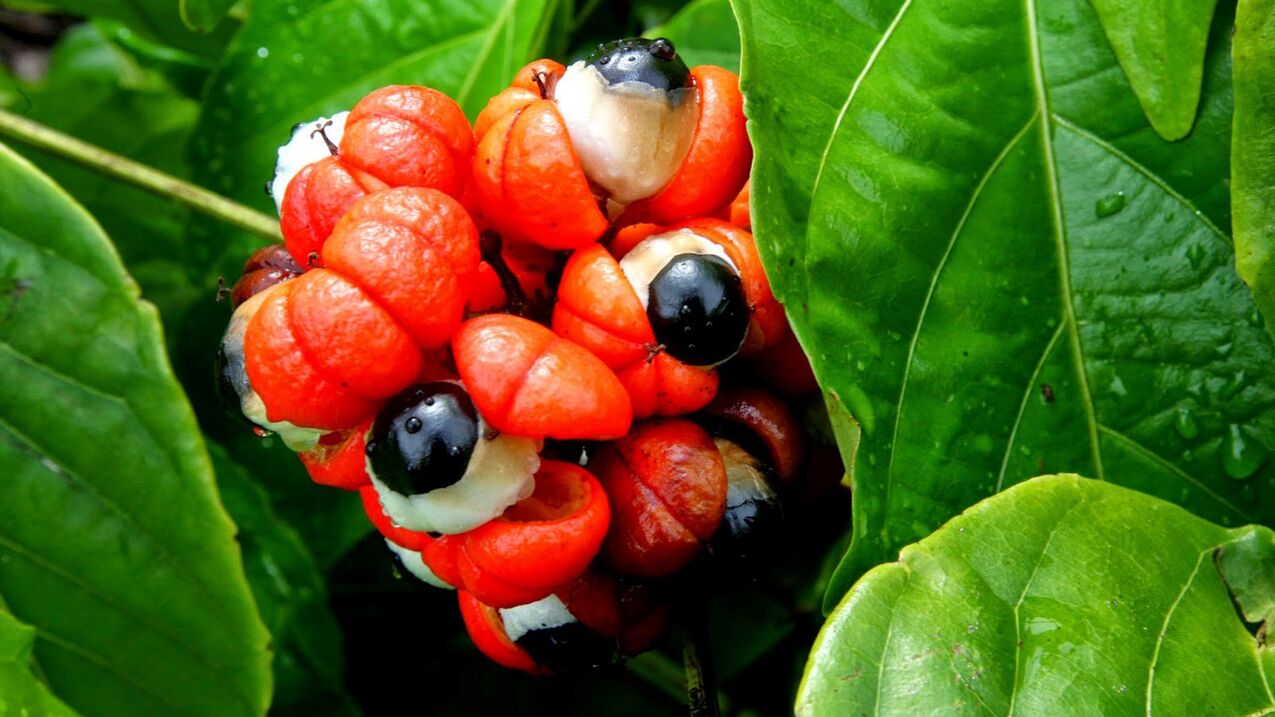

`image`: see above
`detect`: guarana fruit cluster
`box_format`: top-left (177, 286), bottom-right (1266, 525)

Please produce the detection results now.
top-left (218, 37), bottom-right (830, 675)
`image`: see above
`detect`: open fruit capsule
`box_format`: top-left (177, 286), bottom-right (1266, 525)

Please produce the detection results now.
top-left (361, 460), bottom-right (611, 608)
top-left (469, 38), bottom-right (749, 249)
top-left (458, 571), bottom-right (667, 673)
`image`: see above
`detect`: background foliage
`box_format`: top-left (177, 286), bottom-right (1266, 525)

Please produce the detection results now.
top-left (1, 0), bottom-right (1274, 713)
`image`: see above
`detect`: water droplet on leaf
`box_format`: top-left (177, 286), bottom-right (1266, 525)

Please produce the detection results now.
top-left (1175, 406), bottom-right (1200, 439)
top-left (1222, 424), bottom-right (1269, 480)
top-left (1095, 192), bottom-right (1126, 218)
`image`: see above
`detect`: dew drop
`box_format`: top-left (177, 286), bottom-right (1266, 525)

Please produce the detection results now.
top-left (256, 47), bottom-right (270, 58)
top-left (405, 417), bottom-right (422, 434)
top-left (1186, 243), bottom-right (1206, 270)
top-left (1094, 192), bottom-right (1127, 218)
top-left (252, 426), bottom-right (272, 438)
top-left (1222, 424), bottom-right (1269, 480)
top-left (1174, 406), bottom-right (1200, 440)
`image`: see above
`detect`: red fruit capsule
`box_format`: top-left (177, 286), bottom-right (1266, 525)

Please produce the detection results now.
top-left (298, 417), bottom-right (373, 490)
top-left (341, 85), bottom-right (475, 197)
top-left (591, 418), bottom-right (727, 577)
top-left (230, 243), bottom-right (303, 307)
top-left (552, 242), bottom-right (723, 417)
top-left (280, 156), bottom-right (387, 267)
top-left (452, 314), bottom-right (632, 440)
top-left (361, 461), bottom-right (610, 608)
top-left (729, 180), bottom-right (751, 230)
top-left (619, 65), bottom-right (751, 225)
top-left (701, 387), bottom-right (805, 485)
top-left (277, 86), bottom-right (473, 265)
top-left (459, 570), bottom-right (667, 673)
top-left (243, 187), bottom-right (479, 432)
top-left (453, 460), bottom-right (610, 607)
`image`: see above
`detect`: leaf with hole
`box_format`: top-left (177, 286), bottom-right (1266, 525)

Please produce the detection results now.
top-left (0, 143), bottom-right (270, 716)
top-left (735, 0), bottom-right (1268, 610)
top-left (798, 474), bottom-right (1275, 716)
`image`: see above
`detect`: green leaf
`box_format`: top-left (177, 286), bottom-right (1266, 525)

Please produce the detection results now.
top-left (1233, 0), bottom-right (1275, 336)
top-left (0, 143), bottom-right (271, 715)
top-left (0, 609), bottom-right (79, 717)
top-left (1088, 0), bottom-right (1221, 141)
top-left (208, 444), bottom-right (359, 716)
top-left (187, 0), bottom-right (561, 292)
top-left (736, 0), bottom-right (1267, 611)
top-left (13, 0), bottom-right (237, 59)
top-left (3, 25), bottom-right (203, 324)
top-left (797, 475), bottom-right (1275, 716)
top-left (648, 0), bottom-right (740, 73)
top-left (181, 0), bottom-right (236, 33)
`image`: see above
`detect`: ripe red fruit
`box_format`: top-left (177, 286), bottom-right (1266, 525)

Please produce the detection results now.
top-left (244, 187), bottom-right (479, 431)
top-left (361, 461), bottom-right (611, 608)
top-left (297, 417), bottom-right (373, 490)
top-left (230, 244), bottom-right (303, 307)
top-left (452, 314), bottom-right (632, 440)
top-left (591, 418), bottom-right (727, 577)
top-left (701, 387), bottom-right (805, 485)
top-left (279, 85), bottom-right (473, 267)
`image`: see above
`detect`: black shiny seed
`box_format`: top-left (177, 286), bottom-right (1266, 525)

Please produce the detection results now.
top-left (514, 622), bottom-right (617, 673)
top-left (367, 382), bottom-right (479, 496)
top-left (647, 253), bottom-right (749, 366)
top-left (585, 37), bottom-right (690, 91)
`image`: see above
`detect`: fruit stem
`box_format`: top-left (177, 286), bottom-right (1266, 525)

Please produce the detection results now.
top-left (682, 596), bottom-right (720, 717)
top-left (0, 108), bottom-right (281, 241)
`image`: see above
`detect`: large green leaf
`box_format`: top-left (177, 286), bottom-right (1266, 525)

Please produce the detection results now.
top-left (648, 0), bottom-right (740, 73)
top-left (0, 143), bottom-right (271, 715)
top-left (0, 609), bottom-right (78, 717)
top-left (1233, 0), bottom-right (1275, 335)
top-left (1088, 0), bottom-right (1221, 141)
top-left (735, 0), bottom-right (1266, 610)
top-left (186, 0), bottom-right (560, 286)
top-left (8, 0), bottom-right (237, 58)
top-left (3, 25), bottom-right (202, 324)
top-left (209, 444), bottom-right (358, 716)
top-left (797, 474), bottom-right (1275, 716)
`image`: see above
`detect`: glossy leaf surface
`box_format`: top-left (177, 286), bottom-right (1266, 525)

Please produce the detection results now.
top-left (0, 144), bottom-right (271, 716)
top-left (1089, 0), bottom-right (1220, 140)
top-left (735, 0), bottom-right (1265, 609)
top-left (798, 475), bottom-right (1275, 716)
top-left (1233, 0), bottom-right (1275, 336)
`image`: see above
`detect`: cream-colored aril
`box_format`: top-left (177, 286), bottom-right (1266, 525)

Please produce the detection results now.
top-left (268, 111), bottom-right (349, 213)
top-left (554, 62), bottom-right (697, 206)
top-left (370, 421), bottom-right (539, 535)
top-left (219, 286), bottom-right (325, 452)
top-left (498, 594), bottom-right (576, 642)
top-left (618, 229), bottom-right (738, 311)
top-left (384, 539), bottom-right (453, 589)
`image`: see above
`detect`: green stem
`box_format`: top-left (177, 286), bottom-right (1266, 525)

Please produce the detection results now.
top-left (0, 108), bottom-right (280, 241)
top-left (682, 597), bottom-right (720, 717)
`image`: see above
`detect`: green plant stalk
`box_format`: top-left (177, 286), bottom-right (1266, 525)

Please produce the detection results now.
top-left (0, 108), bottom-right (280, 241)
top-left (682, 599), bottom-right (720, 717)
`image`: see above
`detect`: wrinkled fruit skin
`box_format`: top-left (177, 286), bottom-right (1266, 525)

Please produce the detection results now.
top-left (280, 85), bottom-right (473, 267)
top-left (453, 314), bottom-right (633, 440)
top-left (244, 187), bottom-right (479, 431)
top-left (591, 418), bottom-right (727, 577)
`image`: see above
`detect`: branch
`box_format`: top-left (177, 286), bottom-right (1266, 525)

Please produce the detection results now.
top-left (682, 595), bottom-right (720, 717)
top-left (0, 108), bottom-right (281, 241)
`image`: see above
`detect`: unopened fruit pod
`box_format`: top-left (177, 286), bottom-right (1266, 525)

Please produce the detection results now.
top-left (452, 314), bottom-right (633, 440)
top-left (591, 418), bottom-right (727, 577)
top-left (279, 85), bottom-right (473, 267)
top-left (243, 187), bottom-right (479, 432)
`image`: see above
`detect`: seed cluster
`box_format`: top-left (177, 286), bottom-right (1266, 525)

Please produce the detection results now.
top-left (219, 38), bottom-right (830, 674)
